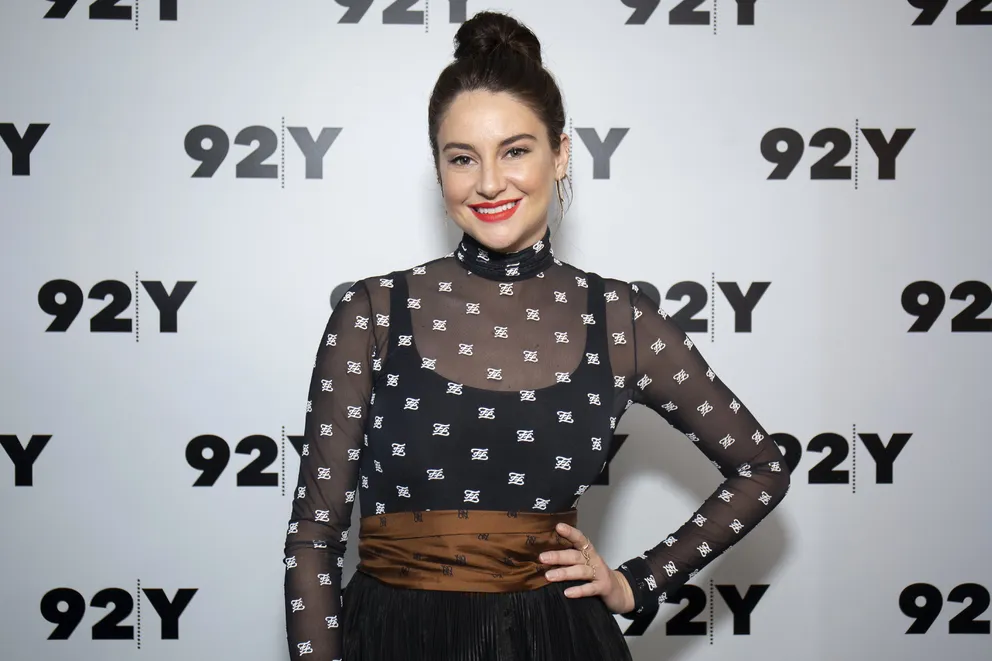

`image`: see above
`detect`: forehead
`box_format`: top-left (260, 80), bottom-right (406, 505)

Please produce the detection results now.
top-left (439, 90), bottom-right (544, 143)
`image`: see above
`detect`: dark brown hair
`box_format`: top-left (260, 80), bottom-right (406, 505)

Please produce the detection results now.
top-left (427, 11), bottom-right (571, 211)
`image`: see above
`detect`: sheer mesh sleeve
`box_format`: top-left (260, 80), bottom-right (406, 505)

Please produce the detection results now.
top-left (283, 280), bottom-right (376, 661)
top-left (612, 283), bottom-right (792, 621)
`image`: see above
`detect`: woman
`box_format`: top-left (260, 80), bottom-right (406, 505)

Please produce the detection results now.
top-left (283, 10), bottom-right (791, 661)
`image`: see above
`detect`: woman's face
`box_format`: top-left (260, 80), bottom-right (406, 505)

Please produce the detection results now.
top-left (436, 90), bottom-right (569, 253)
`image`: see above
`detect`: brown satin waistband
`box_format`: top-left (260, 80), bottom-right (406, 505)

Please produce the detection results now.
top-left (356, 508), bottom-right (577, 592)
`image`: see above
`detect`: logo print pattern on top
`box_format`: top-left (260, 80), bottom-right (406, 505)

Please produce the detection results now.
top-left (283, 228), bottom-right (792, 659)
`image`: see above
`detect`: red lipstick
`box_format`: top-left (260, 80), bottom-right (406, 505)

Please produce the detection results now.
top-left (469, 198), bottom-right (521, 223)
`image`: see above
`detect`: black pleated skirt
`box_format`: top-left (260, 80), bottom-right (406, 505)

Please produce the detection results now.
top-left (342, 569), bottom-right (634, 661)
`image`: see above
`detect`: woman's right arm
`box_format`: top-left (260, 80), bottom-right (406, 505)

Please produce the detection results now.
top-left (283, 280), bottom-right (377, 661)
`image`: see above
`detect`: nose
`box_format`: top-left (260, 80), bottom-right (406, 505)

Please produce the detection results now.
top-left (476, 160), bottom-right (507, 199)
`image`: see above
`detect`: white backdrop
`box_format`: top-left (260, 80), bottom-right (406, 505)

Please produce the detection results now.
top-left (1, 1), bottom-right (990, 660)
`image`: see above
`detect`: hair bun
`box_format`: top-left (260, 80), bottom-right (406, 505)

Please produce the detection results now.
top-left (453, 11), bottom-right (542, 64)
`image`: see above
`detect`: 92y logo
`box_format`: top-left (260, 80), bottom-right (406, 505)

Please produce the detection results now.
top-left (187, 433), bottom-right (305, 487)
top-left (574, 128), bottom-right (628, 180)
top-left (762, 127), bottom-right (915, 182)
top-left (1, 123), bottom-right (48, 176)
top-left (622, 583), bottom-right (770, 637)
top-left (621, 0), bottom-right (756, 26)
top-left (900, 583), bottom-right (990, 634)
top-left (902, 280), bottom-right (991, 332)
top-left (185, 125), bottom-right (340, 181)
top-left (41, 587), bottom-right (196, 640)
top-left (334, 0), bottom-right (471, 24)
top-left (44, 0), bottom-right (177, 21)
top-left (908, 0), bottom-right (992, 25)
top-left (0, 434), bottom-right (50, 486)
top-left (773, 431), bottom-right (912, 486)
top-left (632, 280), bottom-right (770, 335)
top-left (38, 278), bottom-right (195, 333)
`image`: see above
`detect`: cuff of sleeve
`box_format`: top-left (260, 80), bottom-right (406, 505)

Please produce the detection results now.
top-left (615, 556), bottom-right (660, 621)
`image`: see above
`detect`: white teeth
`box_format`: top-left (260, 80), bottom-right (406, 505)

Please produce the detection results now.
top-left (474, 201), bottom-right (518, 214)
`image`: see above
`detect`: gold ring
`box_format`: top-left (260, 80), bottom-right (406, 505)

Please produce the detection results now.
top-left (580, 542), bottom-right (591, 551)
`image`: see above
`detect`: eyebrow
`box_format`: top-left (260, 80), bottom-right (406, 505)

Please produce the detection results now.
top-left (441, 133), bottom-right (537, 152)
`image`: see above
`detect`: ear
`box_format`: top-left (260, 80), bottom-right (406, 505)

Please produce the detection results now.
top-left (554, 133), bottom-right (570, 180)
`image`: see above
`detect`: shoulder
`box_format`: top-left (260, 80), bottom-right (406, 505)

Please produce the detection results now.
top-left (556, 260), bottom-right (637, 303)
top-left (357, 253), bottom-right (456, 286)
top-left (343, 254), bottom-right (457, 305)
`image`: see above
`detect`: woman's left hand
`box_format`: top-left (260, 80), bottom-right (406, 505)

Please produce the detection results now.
top-left (540, 521), bottom-right (635, 615)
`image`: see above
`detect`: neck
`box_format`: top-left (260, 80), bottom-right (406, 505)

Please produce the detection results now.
top-left (454, 226), bottom-right (555, 281)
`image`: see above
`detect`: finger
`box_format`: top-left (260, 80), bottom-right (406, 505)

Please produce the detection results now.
top-left (545, 561), bottom-right (599, 583)
top-left (539, 549), bottom-right (585, 566)
top-left (555, 522), bottom-right (591, 549)
top-left (563, 576), bottom-right (601, 598)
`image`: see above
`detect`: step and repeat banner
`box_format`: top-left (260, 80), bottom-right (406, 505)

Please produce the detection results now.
top-left (2, 1), bottom-right (989, 660)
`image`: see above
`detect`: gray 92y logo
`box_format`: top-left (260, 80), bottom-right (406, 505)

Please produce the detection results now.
top-left (185, 125), bottom-right (340, 181)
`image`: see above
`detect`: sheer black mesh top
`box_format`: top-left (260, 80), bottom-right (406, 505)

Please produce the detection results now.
top-left (284, 227), bottom-right (792, 660)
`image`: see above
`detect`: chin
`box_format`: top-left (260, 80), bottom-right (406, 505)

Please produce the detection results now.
top-left (469, 221), bottom-right (539, 251)
top-left (462, 211), bottom-right (543, 252)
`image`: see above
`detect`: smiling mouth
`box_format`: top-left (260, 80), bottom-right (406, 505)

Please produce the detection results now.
top-left (469, 199), bottom-right (521, 223)
top-left (470, 199), bottom-right (521, 214)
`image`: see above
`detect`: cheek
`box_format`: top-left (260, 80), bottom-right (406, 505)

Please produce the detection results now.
top-left (440, 171), bottom-right (473, 204)
top-left (509, 165), bottom-right (552, 197)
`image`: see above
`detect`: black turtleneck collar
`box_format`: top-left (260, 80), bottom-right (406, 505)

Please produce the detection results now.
top-left (454, 226), bottom-right (555, 282)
